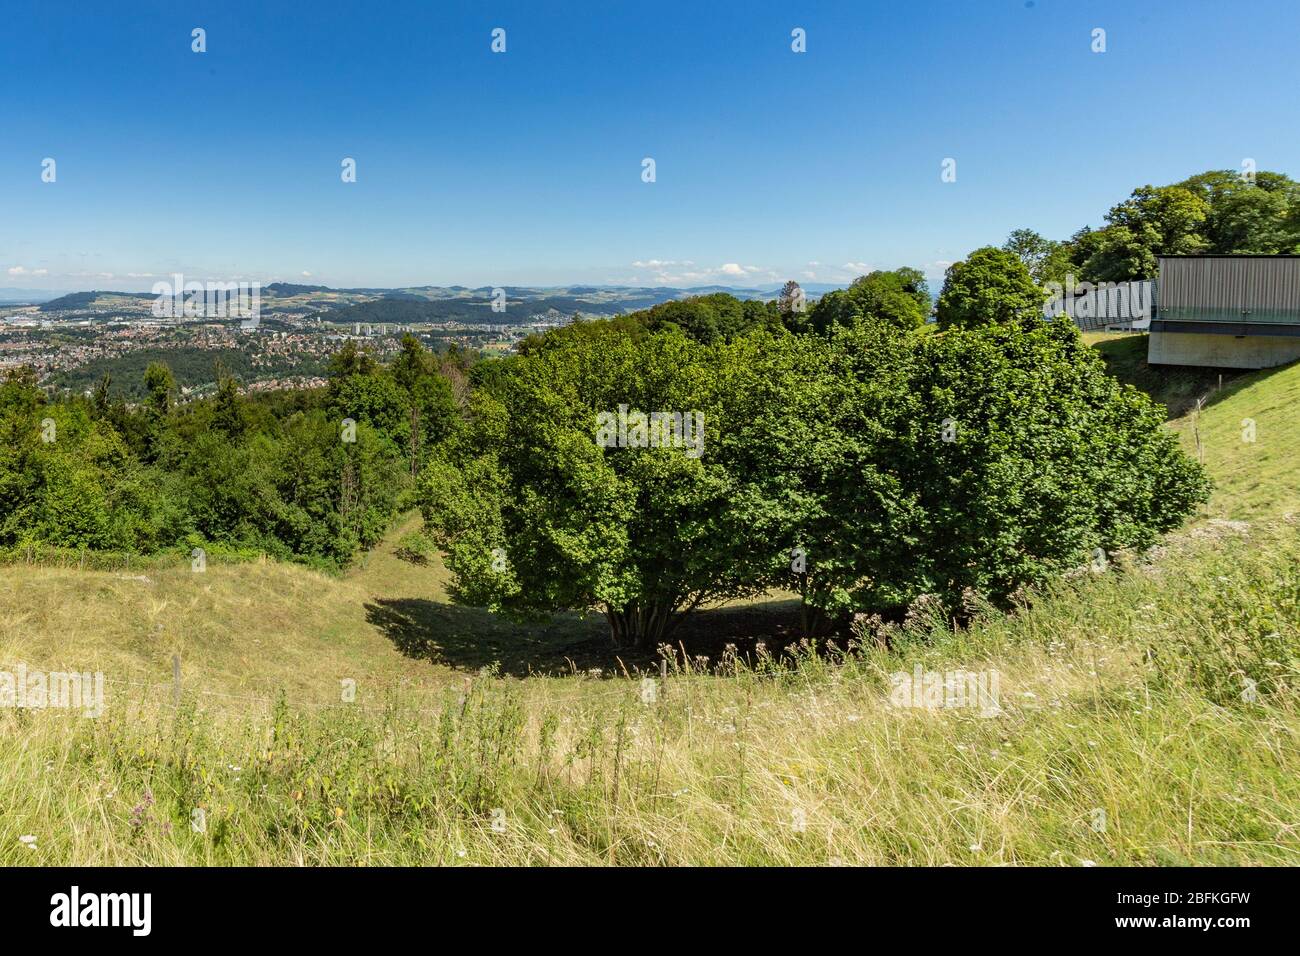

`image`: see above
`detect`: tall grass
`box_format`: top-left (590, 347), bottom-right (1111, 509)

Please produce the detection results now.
top-left (3, 349), bottom-right (1297, 866)
top-left (2, 526), bottom-right (1296, 866)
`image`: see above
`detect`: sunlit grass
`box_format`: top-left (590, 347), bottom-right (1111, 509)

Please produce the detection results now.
top-left (0, 341), bottom-right (1297, 865)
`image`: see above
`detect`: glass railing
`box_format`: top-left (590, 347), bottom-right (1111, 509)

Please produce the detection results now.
top-left (1157, 306), bottom-right (1300, 325)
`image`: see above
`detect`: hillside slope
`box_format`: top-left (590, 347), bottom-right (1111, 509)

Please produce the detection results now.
top-left (0, 515), bottom-right (452, 705)
top-left (1088, 332), bottom-right (1300, 520)
top-left (0, 337), bottom-right (1296, 865)
top-left (2, 340), bottom-right (1297, 697)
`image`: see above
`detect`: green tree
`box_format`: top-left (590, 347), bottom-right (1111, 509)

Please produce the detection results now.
top-left (1002, 228), bottom-right (1072, 284)
top-left (794, 317), bottom-right (1210, 621)
top-left (805, 268), bottom-right (930, 334)
top-left (419, 325), bottom-right (801, 648)
top-left (1083, 185), bottom-right (1209, 280)
top-left (936, 247), bottom-right (1044, 330)
top-left (210, 372), bottom-right (247, 439)
top-left (142, 362), bottom-right (176, 416)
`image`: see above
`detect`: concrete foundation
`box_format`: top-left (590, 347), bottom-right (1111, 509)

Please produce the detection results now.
top-left (1148, 331), bottom-right (1300, 369)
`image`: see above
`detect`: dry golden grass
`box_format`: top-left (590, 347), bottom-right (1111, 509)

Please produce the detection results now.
top-left (0, 347), bottom-right (1297, 866)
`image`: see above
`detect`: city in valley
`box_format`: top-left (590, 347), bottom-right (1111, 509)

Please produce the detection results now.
top-left (0, 283), bottom-right (765, 402)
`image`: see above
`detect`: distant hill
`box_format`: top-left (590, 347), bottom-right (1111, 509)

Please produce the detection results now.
top-left (30, 280), bottom-right (847, 321)
top-left (38, 290), bottom-right (154, 312)
top-left (264, 282), bottom-right (333, 296)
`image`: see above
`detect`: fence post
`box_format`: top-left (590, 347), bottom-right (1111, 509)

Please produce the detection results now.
top-left (659, 658), bottom-right (667, 680)
top-left (172, 654), bottom-right (181, 707)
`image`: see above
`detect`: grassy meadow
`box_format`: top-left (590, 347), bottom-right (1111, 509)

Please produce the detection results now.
top-left (1, 335), bottom-right (1297, 865)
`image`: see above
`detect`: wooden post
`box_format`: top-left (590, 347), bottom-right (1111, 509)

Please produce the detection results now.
top-left (659, 658), bottom-right (668, 680)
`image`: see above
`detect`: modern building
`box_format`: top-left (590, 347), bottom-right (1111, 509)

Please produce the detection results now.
top-left (1148, 255), bottom-right (1300, 369)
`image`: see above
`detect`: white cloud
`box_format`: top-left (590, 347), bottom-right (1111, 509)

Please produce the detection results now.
top-left (301, 271), bottom-right (313, 278)
top-left (627, 260), bottom-right (784, 287)
top-left (7, 266), bottom-right (49, 277)
top-left (631, 259), bottom-right (694, 269)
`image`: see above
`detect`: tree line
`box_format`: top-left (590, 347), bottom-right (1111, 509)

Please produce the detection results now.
top-left (1002, 167), bottom-right (1300, 285)
top-left (5, 166), bottom-right (1256, 636)
top-left (421, 298), bottom-right (1208, 647)
top-left (0, 336), bottom-right (462, 569)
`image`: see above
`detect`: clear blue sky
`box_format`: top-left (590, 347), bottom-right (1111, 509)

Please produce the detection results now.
top-left (2, 0), bottom-right (1297, 292)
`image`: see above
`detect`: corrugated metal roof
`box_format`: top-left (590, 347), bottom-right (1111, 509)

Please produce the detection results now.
top-left (1158, 255), bottom-right (1300, 324)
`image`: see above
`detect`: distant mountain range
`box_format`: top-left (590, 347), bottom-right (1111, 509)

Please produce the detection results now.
top-left (24, 281), bottom-right (845, 322)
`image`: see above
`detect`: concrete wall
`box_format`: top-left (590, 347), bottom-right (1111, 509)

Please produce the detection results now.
top-left (1148, 331), bottom-right (1300, 369)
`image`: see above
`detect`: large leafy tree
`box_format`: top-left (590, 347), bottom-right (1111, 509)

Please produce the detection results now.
top-left (1023, 169), bottom-right (1300, 284)
top-left (421, 314), bottom-right (1209, 644)
top-left (770, 315), bottom-right (1209, 626)
top-left (419, 324), bottom-right (808, 648)
top-left (935, 247), bottom-right (1044, 330)
top-left (1177, 171), bottom-right (1300, 255)
top-left (805, 268), bottom-right (930, 334)
top-left (1002, 228), bottom-right (1075, 285)
top-left (839, 317), bottom-right (1208, 613)
top-left (1081, 185), bottom-right (1209, 281)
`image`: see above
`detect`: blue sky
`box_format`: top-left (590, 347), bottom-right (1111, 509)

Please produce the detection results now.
top-left (2, 0), bottom-right (1297, 292)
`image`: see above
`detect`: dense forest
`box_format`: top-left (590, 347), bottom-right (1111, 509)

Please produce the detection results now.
top-left (0, 337), bottom-right (461, 568)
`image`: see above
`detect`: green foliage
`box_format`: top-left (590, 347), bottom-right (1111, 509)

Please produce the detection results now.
top-left (804, 268), bottom-right (931, 334)
top-left (0, 335), bottom-right (465, 567)
top-left (1007, 168), bottom-right (1300, 285)
top-left (142, 361), bottom-right (176, 414)
top-left (847, 318), bottom-right (1209, 613)
top-left (1003, 228), bottom-right (1072, 285)
top-left (936, 247), bottom-right (1045, 330)
top-left (625, 293), bottom-right (780, 344)
top-left (394, 529), bottom-right (436, 564)
top-left (1082, 185), bottom-right (1209, 281)
top-left (420, 324), bottom-right (795, 646)
top-left (421, 318), bottom-right (1208, 644)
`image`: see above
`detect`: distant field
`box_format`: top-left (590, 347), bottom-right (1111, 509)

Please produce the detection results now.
top-left (0, 335), bottom-right (1297, 865)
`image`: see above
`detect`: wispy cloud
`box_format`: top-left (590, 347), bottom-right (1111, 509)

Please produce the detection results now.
top-left (625, 260), bottom-right (781, 286)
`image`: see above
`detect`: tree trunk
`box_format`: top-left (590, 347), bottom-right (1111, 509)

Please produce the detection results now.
top-left (605, 603), bottom-right (679, 650)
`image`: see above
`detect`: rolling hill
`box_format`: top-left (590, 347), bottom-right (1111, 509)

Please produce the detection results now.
top-left (0, 334), bottom-right (1296, 865)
